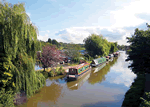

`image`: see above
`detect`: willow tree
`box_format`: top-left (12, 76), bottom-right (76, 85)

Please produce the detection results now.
top-left (0, 1), bottom-right (45, 99)
top-left (83, 34), bottom-right (111, 57)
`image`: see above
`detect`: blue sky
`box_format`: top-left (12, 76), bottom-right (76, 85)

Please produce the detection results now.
top-left (6, 0), bottom-right (150, 45)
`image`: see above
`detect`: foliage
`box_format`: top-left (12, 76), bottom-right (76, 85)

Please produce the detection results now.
top-left (37, 45), bottom-right (63, 71)
top-left (140, 92), bottom-right (150, 107)
top-left (83, 34), bottom-right (118, 57)
top-left (38, 66), bottom-right (65, 78)
top-left (84, 53), bottom-right (93, 61)
top-left (0, 88), bottom-right (15, 107)
top-left (126, 25), bottom-right (150, 74)
top-left (122, 74), bottom-right (145, 107)
top-left (48, 38), bottom-right (52, 44)
top-left (117, 45), bottom-right (126, 50)
top-left (63, 44), bottom-right (81, 62)
top-left (0, 1), bottom-right (46, 106)
top-left (48, 66), bottom-right (65, 77)
top-left (52, 39), bottom-right (59, 47)
top-left (109, 42), bottom-right (118, 54)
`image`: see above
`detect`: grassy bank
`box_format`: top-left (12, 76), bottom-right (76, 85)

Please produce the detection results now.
top-left (122, 74), bottom-right (145, 107)
top-left (38, 66), bottom-right (66, 79)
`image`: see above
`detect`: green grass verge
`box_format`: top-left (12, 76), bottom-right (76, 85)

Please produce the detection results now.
top-left (39, 66), bottom-right (66, 78)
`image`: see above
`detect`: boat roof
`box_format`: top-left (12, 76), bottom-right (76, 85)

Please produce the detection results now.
top-left (70, 62), bottom-right (90, 69)
top-left (92, 57), bottom-right (106, 64)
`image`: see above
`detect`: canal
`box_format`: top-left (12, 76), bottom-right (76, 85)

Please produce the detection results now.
top-left (19, 51), bottom-right (136, 107)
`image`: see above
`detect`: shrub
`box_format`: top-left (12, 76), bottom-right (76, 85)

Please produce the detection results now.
top-left (140, 92), bottom-right (150, 107)
top-left (0, 88), bottom-right (15, 107)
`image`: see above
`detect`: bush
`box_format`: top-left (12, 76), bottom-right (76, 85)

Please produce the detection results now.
top-left (56, 66), bottom-right (65, 75)
top-left (140, 92), bottom-right (150, 107)
top-left (0, 88), bottom-right (15, 107)
top-left (72, 57), bottom-right (80, 63)
top-left (40, 71), bottom-right (49, 79)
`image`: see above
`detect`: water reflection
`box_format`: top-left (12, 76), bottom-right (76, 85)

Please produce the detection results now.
top-left (106, 51), bottom-right (136, 87)
top-left (88, 57), bottom-right (119, 85)
top-left (66, 70), bottom-right (91, 90)
top-left (19, 82), bottom-right (64, 107)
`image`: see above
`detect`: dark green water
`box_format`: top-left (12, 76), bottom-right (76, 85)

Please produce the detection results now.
top-left (19, 51), bottom-right (136, 107)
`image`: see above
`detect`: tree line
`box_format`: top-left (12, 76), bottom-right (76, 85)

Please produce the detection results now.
top-left (122, 24), bottom-right (150, 107)
top-left (83, 34), bottom-right (118, 58)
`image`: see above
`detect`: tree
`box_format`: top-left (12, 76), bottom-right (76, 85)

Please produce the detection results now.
top-left (63, 44), bottom-right (81, 63)
top-left (52, 39), bottom-right (59, 47)
top-left (126, 24), bottom-right (150, 74)
top-left (48, 38), bottom-right (52, 44)
top-left (83, 34), bottom-right (110, 57)
top-left (37, 45), bottom-right (63, 71)
top-left (0, 1), bottom-right (45, 106)
top-left (109, 42), bottom-right (118, 54)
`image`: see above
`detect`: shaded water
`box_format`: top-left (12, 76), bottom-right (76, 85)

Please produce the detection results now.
top-left (19, 51), bottom-right (136, 107)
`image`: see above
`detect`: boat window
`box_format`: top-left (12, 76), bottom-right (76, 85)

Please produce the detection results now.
top-left (69, 68), bottom-right (77, 74)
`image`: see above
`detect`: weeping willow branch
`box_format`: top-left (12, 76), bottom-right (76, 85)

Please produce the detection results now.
top-left (0, 1), bottom-right (45, 100)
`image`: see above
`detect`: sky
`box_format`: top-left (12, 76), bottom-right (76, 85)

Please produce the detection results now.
top-left (6, 0), bottom-right (150, 45)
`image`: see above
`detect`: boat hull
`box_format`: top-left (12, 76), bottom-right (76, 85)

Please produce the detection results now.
top-left (67, 67), bottom-right (91, 80)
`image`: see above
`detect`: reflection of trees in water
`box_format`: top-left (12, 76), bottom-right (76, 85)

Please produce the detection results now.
top-left (24, 82), bottom-right (64, 107)
top-left (88, 57), bottom-right (118, 84)
top-left (41, 82), bottom-right (64, 104)
top-left (48, 75), bottom-right (65, 82)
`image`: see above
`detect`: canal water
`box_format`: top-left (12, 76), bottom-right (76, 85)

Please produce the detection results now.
top-left (19, 51), bottom-right (136, 107)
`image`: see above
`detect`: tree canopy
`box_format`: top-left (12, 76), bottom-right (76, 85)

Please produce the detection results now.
top-left (37, 45), bottom-right (63, 71)
top-left (83, 34), bottom-right (118, 58)
top-left (126, 24), bottom-right (150, 74)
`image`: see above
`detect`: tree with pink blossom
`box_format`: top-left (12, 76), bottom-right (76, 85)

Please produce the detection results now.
top-left (37, 45), bottom-right (63, 71)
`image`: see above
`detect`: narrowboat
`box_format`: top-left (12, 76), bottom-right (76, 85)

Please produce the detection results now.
top-left (91, 57), bottom-right (106, 67)
top-left (66, 62), bottom-right (91, 80)
top-left (108, 54), bottom-right (114, 59)
top-left (109, 57), bottom-right (113, 62)
top-left (93, 63), bottom-right (106, 73)
top-left (113, 51), bottom-right (120, 57)
top-left (67, 69), bottom-right (91, 90)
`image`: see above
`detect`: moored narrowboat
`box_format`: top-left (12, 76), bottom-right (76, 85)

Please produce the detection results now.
top-left (67, 70), bottom-right (91, 90)
top-left (93, 63), bottom-right (106, 73)
top-left (108, 54), bottom-right (114, 59)
top-left (66, 62), bottom-right (91, 80)
top-left (91, 57), bottom-right (106, 67)
top-left (113, 51), bottom-right (120, 57)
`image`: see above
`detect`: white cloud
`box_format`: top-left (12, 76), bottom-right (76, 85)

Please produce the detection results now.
top-left (37, 34), bottom-right (49, 41)
top-left (110, 0), bottom-right (150, 28)
top-left (37, 0), bottom-right (150, 45)
top-left (54, 26), bottom-right (132, 45)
